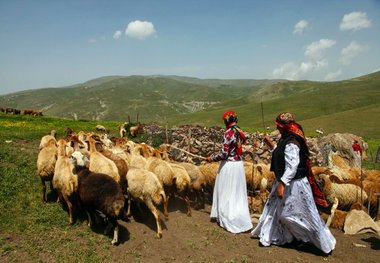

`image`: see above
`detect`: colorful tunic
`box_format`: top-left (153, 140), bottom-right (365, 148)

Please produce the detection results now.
top-left (210, 126), bottom-right (253, 233)
top-left (210, 127), bottom-right (243, 162)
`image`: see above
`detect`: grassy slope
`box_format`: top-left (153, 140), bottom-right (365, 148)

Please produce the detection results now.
top-left (0, 112), bottom-right (379, 261)
top-left (0, 72), bottom-right (379, 138)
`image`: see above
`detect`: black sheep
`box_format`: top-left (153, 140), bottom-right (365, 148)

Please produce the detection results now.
top-left (76, 166), bottom-right (125, 245)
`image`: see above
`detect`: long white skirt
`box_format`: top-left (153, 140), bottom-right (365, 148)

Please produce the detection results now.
top-left (251, 177), bottom-right (336, 254)
top-left (210, 160), bottom-right (253, 233)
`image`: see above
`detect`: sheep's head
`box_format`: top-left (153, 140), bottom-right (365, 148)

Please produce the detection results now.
top-left (111, 199), bottom-right (125, 217)
top-left (71, 150), bottom-right (89, 168)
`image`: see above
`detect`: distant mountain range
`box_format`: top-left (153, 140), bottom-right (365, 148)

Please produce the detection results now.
top-left (1, 72), bottom-right (379, 138)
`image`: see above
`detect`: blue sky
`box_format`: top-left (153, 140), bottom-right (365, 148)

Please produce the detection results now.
top-left (0, 0), bottom-right (379, 95)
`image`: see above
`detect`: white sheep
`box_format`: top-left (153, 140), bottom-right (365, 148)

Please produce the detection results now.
top-left (319, 174), bottom-right (368, 210)
top-left (177, 162), bottom-right (206, 209)
top-left (39, 130), bottom-right (57, 150)
top-left (88, 137), bottom-right (120, 183)
top-left (145, 156), bottom-right (175, 218)
top-left (37, 137), bottom-right (57, 202)
top-left (126, 166), bottom-right (167, 238)
top-left (169, 163), bottom-right (192, 216)
top-left (95, 124), bottom-right (107, 133)
top-left (53, 138), bottom-right (80, 224)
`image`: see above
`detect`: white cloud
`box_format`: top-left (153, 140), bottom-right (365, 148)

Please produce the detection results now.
top-left (272, 59), bottom-right (328, 80)
top-left (305, 39), bottom-right (336, 59)
top-left (325, 69), bottom-right (343, 81)
top-left (125, 20), bottom-right (156, 40)
top-left (293, 20), bottom-right (309, 34)
top-left (340, 11), bottom-right (372, 32)
top-left (113, 30), bottom-right (122, 40)
top-left (340, 41), bottom-right (368, 65)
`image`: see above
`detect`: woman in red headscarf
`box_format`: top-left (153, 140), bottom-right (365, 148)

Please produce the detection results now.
top-left (251, 112), bottom-right (336, 254)
top-left (206, 110), bottom-right (253, 233)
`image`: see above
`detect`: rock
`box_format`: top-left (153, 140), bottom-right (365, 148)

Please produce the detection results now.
top-left (344, 210), bottom-right (380, 235)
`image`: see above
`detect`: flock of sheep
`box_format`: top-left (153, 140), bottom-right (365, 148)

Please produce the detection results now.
top-left (36, 128), bottom-right (224, 244)
top-left (36, 128), bottom-right (380, 245)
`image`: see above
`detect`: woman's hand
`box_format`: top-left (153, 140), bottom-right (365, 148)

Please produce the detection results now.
top-left (277, 181), bottom-right (285, 199)
top-left (206, 156), bottom-right (212, 162)
top-left (264, 135), bottom-right (275, 149)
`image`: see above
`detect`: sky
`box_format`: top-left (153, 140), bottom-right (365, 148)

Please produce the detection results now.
top-left (0, 0), bottom-right (379, 95)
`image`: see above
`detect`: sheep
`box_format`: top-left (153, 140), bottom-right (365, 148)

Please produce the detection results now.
top-left (318, 174), bottom-right (368, 210)
top-left (53, 138), bottom-right (79, 224)
top-left (145, 156), bottom-right (176, 218)
top-left (126, 167), bottom-right (167, 238)
top-left (320, 198), bottom-right (368, 230)
top-left (37, 137), bottom-right (57, 202)
top-left (247, 188), bottom-right (270, 214)
top-left (39, 130), bottom-right (57, 150)
top-left (169, 163), bottom-right (192, 216)
top-left (198, 162), bottom-right (220, 200)
top-left (95, 124), bottom-right (107, 133)
top-left (244, 162), bottom-right (275, 192)
top-left (129, 123), bottom-right (143, 137)
top-left (88, 137), bottom-right (120, 183)
top-left (127, 143), bottom-right (148, 169)
top-left (97, 143), bottom-right (129, 194)
top-left (177, 162), bottom-right (207, 209)
top-left (119, 122), bottom-right (128, 138)
top-left (65, 127), bottom-right (74, 137)
top-left (75, 164), bottom-right (125, 245)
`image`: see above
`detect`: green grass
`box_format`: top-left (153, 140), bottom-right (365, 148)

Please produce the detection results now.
top-left (2, 72), bottom-right (379, 139)
top-left (0, 112), bottom-right (379, 261)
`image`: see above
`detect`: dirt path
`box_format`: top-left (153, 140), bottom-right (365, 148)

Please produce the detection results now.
top-left (109, 200), bottom-right (380, 263)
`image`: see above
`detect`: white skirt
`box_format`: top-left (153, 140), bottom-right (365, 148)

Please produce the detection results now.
top-left (251, 177), bottom-right (336, 254)
top-left (210, 160), bottom-right (253, 233)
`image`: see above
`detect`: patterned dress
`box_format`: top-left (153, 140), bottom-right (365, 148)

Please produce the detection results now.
top-left (251, 143), bottom-right (336, 254)
top-left (210, 126), bottom-right (253, 233)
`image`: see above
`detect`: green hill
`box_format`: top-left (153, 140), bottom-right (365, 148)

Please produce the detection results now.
top-left (0, 72), bottom-right (379, 138)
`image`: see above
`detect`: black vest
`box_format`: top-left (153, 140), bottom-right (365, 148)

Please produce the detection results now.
top-left (270, 133), bottom-right (308, 181)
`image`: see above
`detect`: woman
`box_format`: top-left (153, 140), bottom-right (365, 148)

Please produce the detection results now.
top-left (207, 110), bottom-right (253, 233)
top-left (251, 112), bottom-right (336, 254)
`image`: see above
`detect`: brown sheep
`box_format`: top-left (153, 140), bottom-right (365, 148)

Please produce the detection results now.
top-left (76, 165), bottom-right (125, 245)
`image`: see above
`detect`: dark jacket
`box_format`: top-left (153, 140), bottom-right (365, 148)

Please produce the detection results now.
top-left (270, 132), bottom-right (309, 181)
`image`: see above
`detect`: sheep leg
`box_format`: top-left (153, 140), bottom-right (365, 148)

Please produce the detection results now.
top-left (163, 193), bottom-right (170, 219)
top-left (63, 195), bottom-right (74, 225)
top-left (40, 179), bottom-right (47, 202)
top-left (182, 192), bottom-right (192, 217)
top-left (109, 218), bottom-right (119, 245)
top-left (127, 192), bottom-right (132, 217)
top-left (146, 199), bottom-right (162, 238)
top-left (86, 210), bottom-right (92, 227)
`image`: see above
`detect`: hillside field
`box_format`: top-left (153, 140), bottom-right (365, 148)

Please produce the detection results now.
top-left (1, 113), bottom-right (380, 262)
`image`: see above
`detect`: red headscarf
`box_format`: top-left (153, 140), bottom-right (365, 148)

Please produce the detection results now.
top-left (222, 110), bottom-right (238, 128)
top-left (275, 112), bottom-right (305, 140)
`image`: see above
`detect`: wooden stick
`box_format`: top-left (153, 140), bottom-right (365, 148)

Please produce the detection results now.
top-left (163, 144), bottom-right (207, 160)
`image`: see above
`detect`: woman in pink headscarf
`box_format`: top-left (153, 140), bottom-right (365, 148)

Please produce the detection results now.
top-left (206, 110), bottom-right (253, 233)
top-left (251, 112), bottom-right (336, 254)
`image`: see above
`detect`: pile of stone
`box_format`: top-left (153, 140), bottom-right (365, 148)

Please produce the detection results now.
top-left (142, 124), bottom-right (366, 167)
